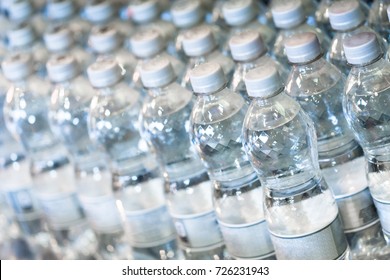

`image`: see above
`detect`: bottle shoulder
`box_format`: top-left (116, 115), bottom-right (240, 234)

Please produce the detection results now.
top-left (286, 58), bottom-right (345, 97)
top-left (191, 88), bottom-right (247, 125)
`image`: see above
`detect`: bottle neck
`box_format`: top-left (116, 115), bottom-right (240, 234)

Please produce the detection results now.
top-left (193, 83), bottom-right (227, 97)
top-left (291, 54), bottom-right (326, 72)
top-left (146, 80), bottom-right (176, 97)
top-left (349, 54), bottom-right (385, 70)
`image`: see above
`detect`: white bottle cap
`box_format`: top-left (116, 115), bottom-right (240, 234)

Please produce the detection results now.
top-left (229, 30), bottom-right (267, 61)
top-left (87, 58), bottom-right (124, 88)
top-left (46, 0), bottom-right (75, 20)
top-left (171, 0), bottom-right (202, 28)
top-left (89, 25), bottom-right (121, 54)
top-left (182, 26), bottom-right (216, 57)
top-left (190, 62), bottom-right (226, 94)
top-left (84, 0), bottom-right (113, 23)
top-left (244, 66), bottom-right (281, 98)
top-left (271, 0), bottom-right (305, 29)
top-left (343, 32), bottom-right (381, 65)
top-left (47, 54), bottom-right (78, 83)
top-left (44, 25), bottom-right (74, 52)
top-left (129, 29), bottom-right (164, 58)
top-left (328, 0), bottom-right (364, 31)
top-left (128, 0), bottom-right (159, 23)
top-left (285, 32), bottom-right (322, 63)
top-left (6, 23), bottom-right (35, 48)
top-left (7, 0), bottom-right (33, 22)
top-left (1, 53), bottom-right (33, 81)
top-left (140, 57), bottom-right (175, 88)
top-left (222, 0), bottom-right (256, 26)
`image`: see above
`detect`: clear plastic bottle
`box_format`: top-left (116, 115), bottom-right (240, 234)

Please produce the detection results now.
top-left (5, 23), bottom-right (48, 78)
top-left (243, 66), bottom-right (349, 260)
top-left (139, 57), bottom-right (225, 260)
top-left (88, 24), bottom-right (136, 78)
top-left (181, 26), bottom-right (234, 90)
top-left (44, 0), bottom-right (90, 46)
top-left (189, 62), bottom-right (275, 260)
top-left (343, 32), bottom-right (390, 245)
top-left (44, 25), bottom-right (93, 74)
top-left (229, 30), bottom-right (289, 104)
top-left (87, 58), bottom-right (180, 260)
top-left (271, 0), bottom-right (330, 69)
top-left (368, 0), bottom-right (390, 41)
top-left (126, 0), bottom-right (176, 57)
top-left (2, 53), bottom-right (97, 260)
top-left (315, 0), bottom-right (369, 37)
top-left (222, 0), bottom-right (276, 50)
top-left (129, 29), bottom-right (185, 91)
top-left (46, 54), bottom-right (132, 260)
top-left (171, 0), bottom-right (227, 59)
top-left (82, 0), bottom-right (133, 38)
top-left (0, 67), bottom-right (57, 260)
top-left (327, 0), bottom-right (388, 76)
top-left (284, 32), bottom-right (385, 259)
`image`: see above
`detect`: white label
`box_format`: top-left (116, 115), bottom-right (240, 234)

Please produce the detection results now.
top-left (126, 205), bottom-right (175, 248)
top-left (337, 187), bottom-right (378, 232)
top-left (171, 211), bottom-right (223, 249)
top-left (218, 219), bottom-right (274, 259)
top-left (79, 195), bottom-right (123, 234)
top-left (38, 192), bottom-right (84, 229)
top-left (373, 198), bottom-right (390, 233)
top-left (270, 216), bottom-right (348, 260)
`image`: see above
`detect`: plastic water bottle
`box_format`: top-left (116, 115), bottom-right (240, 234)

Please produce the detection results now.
top-left (284, 32), bottom-right (385, 259)
top-left (5, 23), bottom-right (48, 78)
top-left (368, 0), bottom-right (390, 41)
top-left (171, 0), bottom-right (227, 59)
top-left (343, 32), bottom-right (390, 246)
top-left (2, 53), bottom-right (97, 260)
top-left (129, 29), bottom-right (185, 91)
top-left (83, 0), bottom-right (133, 38)
top-left (87, 58), bottom-right (180, 260)
top-left (88, 24), bottom-right (137, 77)
top-left (46, 54), bottom-right (132, 260)
top-left (139, 57), bottom-right (225, 260)
top-left (189, 62), bottom-right (275, 260)
top-left (229, 30), bottom-right (289, 104)
top-left (242, 65), bottom-right (349, 260)
top-left (45, 0), bottom-right (90, 46)
top-left (315, 0), bottom-right (370, 37)
top-left (221, 0), bottom-right (276, 50)
top-left (126, 0), bottom-right (176, 57)
top-left (327, 0), bottom-right (388, 76)
top-left (44, 25), bottom-right (92, 74)
top-left (0, 67), bottom-right (58, 260)
top-left (271, 0), bottom-right (330, 69)
top-left (181, 26), bottom-right (234, 90)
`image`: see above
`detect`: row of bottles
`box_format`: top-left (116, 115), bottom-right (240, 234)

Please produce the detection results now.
top-left (0, 0), bottom-right (390, 260)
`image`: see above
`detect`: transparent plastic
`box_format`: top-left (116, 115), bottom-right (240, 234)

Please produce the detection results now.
top-left (88, 74), bottom-right (180, 260)
top-left (368, 0), bottom-right (390, 41)
top-left (190, 86), bottom-right (275, 259)
top-left (243, 88), bottom-right (349, 259)
top-left (140, 81), bottom-right (225, 259)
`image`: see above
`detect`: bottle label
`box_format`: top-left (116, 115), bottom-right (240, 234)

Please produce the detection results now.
top-left (4, 187), bottom-right (41, 220)
top-left (38, 192), bottom-right (85, 229)
top-left (218, 219), bottom-right (274, 259)
top-left (373, 198), bottom-right (390, 234)
top-left (336, 187), bottom-right (378, 232)
top-left (79, 195), bottom-right (123, 234)
top-left (126, 205), bottom-right (176, 248)
top-left (270, 215), bottom-right (348, 260)
top-left (171, 210), bottom-right (223, 249)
